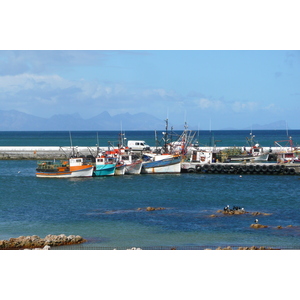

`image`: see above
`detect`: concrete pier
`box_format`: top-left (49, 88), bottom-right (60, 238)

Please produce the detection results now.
top-left (0, 146), bottom-right (101, 160)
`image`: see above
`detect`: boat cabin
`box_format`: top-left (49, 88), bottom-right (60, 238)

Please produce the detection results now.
top-left (189, 150), bottom-right (212, 164)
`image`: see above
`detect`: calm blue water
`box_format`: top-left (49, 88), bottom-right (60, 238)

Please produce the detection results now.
top-left (1, 131), bottom-right (300, 249)
top-left (1, 129), bottom-right (300, 147)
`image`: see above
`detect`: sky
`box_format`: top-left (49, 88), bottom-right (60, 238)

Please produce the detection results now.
top-left (1, 1), bottom-right (300, 130)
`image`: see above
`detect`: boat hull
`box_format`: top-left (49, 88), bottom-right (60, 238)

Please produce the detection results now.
top-left (125, 161), bottom-right (142, 175)
top-left (93, 164), bottom-right (116, 176)
top-left (141, 157), bottom-right (181, 174)
top-left (230, 154), bottom-right (269, 162)
top-left (36, 166), bottom-right (94, 178)
top-left (115, 164), bottom-right (126, 175)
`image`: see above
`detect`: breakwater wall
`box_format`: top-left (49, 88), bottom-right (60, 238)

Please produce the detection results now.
top-left (0, 146), bottom-right (100, 160)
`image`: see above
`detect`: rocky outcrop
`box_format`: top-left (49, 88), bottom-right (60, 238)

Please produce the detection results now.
top-left (144, 207), bottom-right (166, 211)
top-left (250, 223), bottom-right (268, 229)
top-left (251, 212), bottom-right (272, 216)
top-left (207, 246), bottom-right (277, 250)
top-left (216, 209), bottom-right (247, 215)
top-left (237, 246), bottom-right (277, 250)
top-left (137, 206), bottom-right (166, 211)
top-left (216, 210), bottom-right (271, 216)
top-left (0, 234), bottom-right (86, 250)
top-left (216, 246), bottom-right (233, 250)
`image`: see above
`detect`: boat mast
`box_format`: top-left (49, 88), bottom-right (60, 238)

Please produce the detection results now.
top-left (69, 131), bottom-right (75, 157)
top-left (155, 130), bottom-right (158, 151)
top-left (164, 118), bottom-right (169, 153)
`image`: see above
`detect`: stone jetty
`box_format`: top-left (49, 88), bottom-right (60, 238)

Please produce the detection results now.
top-left (0, 234), bottom-right (86, 250)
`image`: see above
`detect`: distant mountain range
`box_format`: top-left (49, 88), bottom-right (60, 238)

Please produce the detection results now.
top-left (242, 120), bottom-right (290, 130)
top-left (0, 110), bottom-right (166, 131)
top-left (0, 110), bottom-right (293, 131)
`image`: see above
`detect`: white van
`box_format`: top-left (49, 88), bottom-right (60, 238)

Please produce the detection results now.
top-left (127, 140), bottom-right (150, 151)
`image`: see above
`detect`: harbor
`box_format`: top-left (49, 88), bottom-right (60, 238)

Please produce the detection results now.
top-left (1, 130), bottom-right (300, 252)
top-left (1, 123), bottom-right (300, 177)
top-left (0, 145), bottom-right (300, 175)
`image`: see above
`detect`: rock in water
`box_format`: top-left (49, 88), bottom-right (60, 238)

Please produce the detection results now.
top-left (0, 234), bottom-right (86, 250)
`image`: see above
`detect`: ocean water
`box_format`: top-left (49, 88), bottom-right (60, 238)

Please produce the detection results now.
top-left (0, 130), bottom-right (300, 249)
top-left (1, 129), bottom-right (300, 147)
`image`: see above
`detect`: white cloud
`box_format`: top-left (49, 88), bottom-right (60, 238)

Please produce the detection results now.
top-left (0, 73), bottom-right (72, 94)
top-left (194, 98), bottom-right (224, 110)
top-left (264, 103), bottom-right (275, 110)
top-left (231, 101), bottom-right (258, 112)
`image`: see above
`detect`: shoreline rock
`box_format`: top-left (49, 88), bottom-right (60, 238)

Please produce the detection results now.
top-left (216, 210), bottom-right (272, 216)
top-left (0, 234), bottom-right (86, 250)
top-left (207, 246), bottom-right (278, 250)
top-left (250, 223), bottom-right (268, 229)
top-left (145, 207), bottom-right (166, 211)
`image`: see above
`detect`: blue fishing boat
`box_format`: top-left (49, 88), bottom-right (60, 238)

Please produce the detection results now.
top-left (93, 155), bottom-right (116, 176)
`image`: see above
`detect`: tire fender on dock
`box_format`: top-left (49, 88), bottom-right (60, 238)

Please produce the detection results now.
top-left (255, 165), bottom-right (261, 172)
top-left (283, 168), bottom-right (289, 175)
top-left (210, 164), bottom-right (216, 172)
top-left (248, 165), bottom-right (255, 172)
top-left (216, 164), bottom-right (223, 172)
top-left (203, 164), bottom-right (210, 171)
top-left (289, 168), bottom-right (296, 175)
top-left (196, 165), bottom-right (202, 172)
top-left (274, 165), bottom-right (281, 172)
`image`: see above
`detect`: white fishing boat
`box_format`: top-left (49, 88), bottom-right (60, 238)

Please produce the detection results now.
top-left (274, 137), bottom-right (298, 163)
top-left (141, 153), bottom-right (181, 174)
top-left (115, 161), bottom-right (126, 175)
top-left (122, 155), bottom-right (143, 174)
top-left (228, 132), bottom-right (269, 162)
top-left (109, 131), bottom-right (143, 175)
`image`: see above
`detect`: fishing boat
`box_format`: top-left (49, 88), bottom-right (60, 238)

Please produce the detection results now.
top-left (93, 155), bottom-right (116, 176)
top-left (107, 131), bottom-right (142, 175)
top-left (115, 161), bottom-right (126, 175)
top-left (274, 137), bottom-right (299, 163)
top-left (141, 153), bottom-right (181, 174)
top-left (141, 119), bottom-right (186, 174)
top-left (227, 132), bottom-right (269, 162)
top-left (36, 157), bottom-right (94, 178)
top-left (121, 154), bottom-right (143, 175)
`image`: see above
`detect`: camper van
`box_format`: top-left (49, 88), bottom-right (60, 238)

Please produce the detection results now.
top-left (127, 140), bottom-right (150, 151)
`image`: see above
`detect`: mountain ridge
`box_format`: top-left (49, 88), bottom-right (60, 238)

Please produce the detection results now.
top-left (0, 110), bottom-right (295, 131)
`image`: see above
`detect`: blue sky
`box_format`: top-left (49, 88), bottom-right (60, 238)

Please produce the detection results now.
top-left (0, 50), bottom-right (299, 129)
top-left (1, 1), bottom-right (299, 130)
